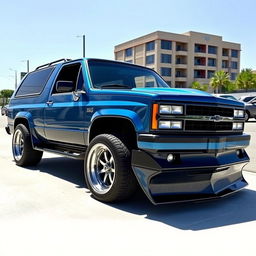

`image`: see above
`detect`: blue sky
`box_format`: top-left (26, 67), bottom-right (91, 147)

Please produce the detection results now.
top-left (0, 0), bottom-right (255, 90)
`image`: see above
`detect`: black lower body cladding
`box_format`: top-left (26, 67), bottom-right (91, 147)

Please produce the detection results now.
top-left (132, 134), bottom-right (250, 204)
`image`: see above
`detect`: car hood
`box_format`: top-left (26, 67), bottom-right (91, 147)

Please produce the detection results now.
top-left (130, 88), bottom-right (245, 107)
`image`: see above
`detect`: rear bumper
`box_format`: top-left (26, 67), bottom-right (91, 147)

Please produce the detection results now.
top-left (132, 133), bottom-right (250, 204)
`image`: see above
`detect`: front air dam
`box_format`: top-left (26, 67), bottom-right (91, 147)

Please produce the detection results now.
top-left (131, 149), bottom-right (249, 204)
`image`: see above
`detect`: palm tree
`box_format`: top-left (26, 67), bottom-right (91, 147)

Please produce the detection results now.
top-left (236, 69), bottom-right (256, 91)
top-left (191, 81), bottom-right (208, 91)
top-left (210, 70), bottom-right (230, 93)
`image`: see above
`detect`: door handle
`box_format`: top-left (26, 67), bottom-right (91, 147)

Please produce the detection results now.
top-left (46, 101), bottom-right (53, 105)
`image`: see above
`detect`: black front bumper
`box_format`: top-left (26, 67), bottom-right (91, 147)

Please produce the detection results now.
top-left (131, 144), bottom-right (249, 205)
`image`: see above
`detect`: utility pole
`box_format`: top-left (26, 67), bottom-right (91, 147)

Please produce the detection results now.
top-left (9, 68), bottom-right (18, 89)
top-left (83, 35), bottom-right (85, 58)
top-left (26, 60), bottom-right (30, 73)
top-left (21, 59), bottom-right (30, 73)
top-left (76, 34), bottom-right (86, 57)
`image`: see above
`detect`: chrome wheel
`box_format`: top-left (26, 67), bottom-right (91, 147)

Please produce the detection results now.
top-left (12, 129), bottom-right (24, 161)
top-left (86, 143), bottom-right (115, 194)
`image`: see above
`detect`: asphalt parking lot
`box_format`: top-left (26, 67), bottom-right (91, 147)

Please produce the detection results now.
top-left (0, 115), bottom-right (255, 256)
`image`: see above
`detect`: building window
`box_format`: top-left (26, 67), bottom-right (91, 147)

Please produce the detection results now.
top-left (145, 81), bottom-right (155, 87)
top-left (194, 57), bottom-right (206, 66)
top-left (146, 55), bottom-right (155, 65)
top-left (194, 70), bottom-right (206, 78)
top-left (222, 48), bottom-right (229, 56)
top-left (175, 70), bottom-right (186, 78)
top-left (208, 58), bottom-right (216, 67)
top-left (207, 70), bottom-right (215, 79)
top-left (161, 40), bottom-right (172, 50)
top-left (161, 67), bottom-right (172, 76)
top-left (161, 54), bottom-right (172, 63)
top-left (176, 42), bottom-right (187, 51)
top-left (208, 45), bottom-right (217, 54)
top-left (231, 49), bottom-right (238, 58)
top-left (166, 81), bottom-right (172, 87)
top-left (146, 41), bottom-right (155, 51)
top-left (222, 60), bottom-right (229, 68)
top-left (195, 44), bottom-right (206, 53)
top-left (231, 73), bottom-right (237, 80)
top-left (176, 56), bottom-right (187, 64)
top-left (231, 61), bottom-right (238, 69)
top-left (125, 48), bottom-right (132, 57)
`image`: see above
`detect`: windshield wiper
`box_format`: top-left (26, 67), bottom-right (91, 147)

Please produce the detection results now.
top-left (100, 84), bottom-right (130, 89)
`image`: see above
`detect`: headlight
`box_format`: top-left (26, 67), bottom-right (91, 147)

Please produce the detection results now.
top-left (232, 122), bottom-right (243, 130)
top-left (234, 109), bottom-right (244, 118)
top-left (159, 120), bottom-right (183, 129)
top-left (159, 105), bottom-right (183, 115)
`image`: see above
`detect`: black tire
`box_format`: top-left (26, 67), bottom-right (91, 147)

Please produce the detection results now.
top-left (245, 111), bottom-right (250, 122)
top-left (84, 134), bottom-right (137, 203)
top-left (12, 124), bottom-right (43, 166)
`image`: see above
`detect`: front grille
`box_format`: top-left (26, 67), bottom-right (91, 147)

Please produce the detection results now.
top-left (185, 121), bottom-right (233, 131)
top-left (186, 105), bottom-right (234, 117)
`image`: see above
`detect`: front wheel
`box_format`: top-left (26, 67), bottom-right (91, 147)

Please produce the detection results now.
top-left (84, 134), bottom-right (137, 203)
top-left (12, 124), bottom-right (43, 166)
top-left (245, 111), bottom-right (250, 122)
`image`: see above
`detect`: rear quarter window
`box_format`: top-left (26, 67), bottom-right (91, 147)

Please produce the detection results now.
top-left (15, 67), bottom-right (54, 97)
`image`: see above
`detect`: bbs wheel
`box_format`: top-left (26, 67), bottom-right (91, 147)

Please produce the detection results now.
top-left (12, 124), bottom-right (43, 166)
top-left (85, 134), bottom-right (137, 203)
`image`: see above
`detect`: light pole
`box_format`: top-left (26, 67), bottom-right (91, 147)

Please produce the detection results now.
top-left (76, 34), bottom-right (85, 57)
top-left (9, 68), bottom-right (17, 89)
top-left (21, 59), bottom-right (30, 73)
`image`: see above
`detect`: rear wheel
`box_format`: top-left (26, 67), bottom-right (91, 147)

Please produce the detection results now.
top-left (12, 124), bottom-right (43, 166)
top-left (84, 134), bottom-right (137, 203)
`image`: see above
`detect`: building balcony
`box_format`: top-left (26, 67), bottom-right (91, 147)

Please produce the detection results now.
top-left (175, 63), bottom-right (187, 68)
top-left (175, 50), bottom-right (187, 55)
top-left (175, 76), bottom-right (187, 82)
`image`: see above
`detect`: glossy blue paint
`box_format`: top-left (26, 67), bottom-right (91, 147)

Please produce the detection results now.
top-left (138, 138), bottom-right (250, 151)
top-left (6, 58), bottom-right (251, 204)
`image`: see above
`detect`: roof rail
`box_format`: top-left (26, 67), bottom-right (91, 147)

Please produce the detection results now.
top-left (35, 58), bottom-right (72, 70)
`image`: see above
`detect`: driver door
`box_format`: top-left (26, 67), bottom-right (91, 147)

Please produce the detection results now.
top-left (44, 62), bottom-right (87, 145)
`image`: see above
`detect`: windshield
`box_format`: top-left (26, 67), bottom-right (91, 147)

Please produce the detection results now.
top-left (242, 96), bottom-right (255, 102)
top-left (88, 60), bottom-right (169, 89)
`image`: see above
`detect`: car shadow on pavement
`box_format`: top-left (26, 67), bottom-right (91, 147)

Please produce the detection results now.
top-left (114, 187), bottom-right (256, 231)
top-left (25, 156), bottom-right (256, 231)
top-left (26, 156), bottom-right (86, 189)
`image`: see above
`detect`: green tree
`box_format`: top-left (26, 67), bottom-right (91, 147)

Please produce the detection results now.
top-left (0, 89), bottom-right (14, 105)
top-left (191, 81), bottom-right (208, 91)
top-left (210, 70), bottom-right (230, 93)
top-left (223, 82), bottom-right (237, 93)
top-left (236, 69), bottom-right (256, 91)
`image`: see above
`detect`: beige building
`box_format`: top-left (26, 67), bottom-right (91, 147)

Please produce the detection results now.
top-left (114, 31), bottom-right (241, 88)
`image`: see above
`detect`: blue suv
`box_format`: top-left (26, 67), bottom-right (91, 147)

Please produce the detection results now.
top-left (6, 58), bottom-right (250, 204)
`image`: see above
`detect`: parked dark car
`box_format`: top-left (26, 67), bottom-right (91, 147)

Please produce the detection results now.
top-left (218, 94), bottom-right (238, 101)
top-left (240, 96), bottom-right (256, 103)
top-left (1, 105), bottom-right (8, 116)
top-left (245, 100), bottom-right (256, 121)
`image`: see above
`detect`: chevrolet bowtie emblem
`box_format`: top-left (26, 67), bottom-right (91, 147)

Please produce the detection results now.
top-left (209, 115), bottom-right (223, 122)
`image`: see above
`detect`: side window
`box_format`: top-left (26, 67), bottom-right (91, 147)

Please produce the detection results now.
top-left (52, 63), bottom-right (81, 94)
top-left (15, 67), bottom-right (54, 97)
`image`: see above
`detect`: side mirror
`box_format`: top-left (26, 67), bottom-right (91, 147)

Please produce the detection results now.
top-left (56, 80), bottom-right (74, 93)
top-left (72, 89), bottom-right (86, 101)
